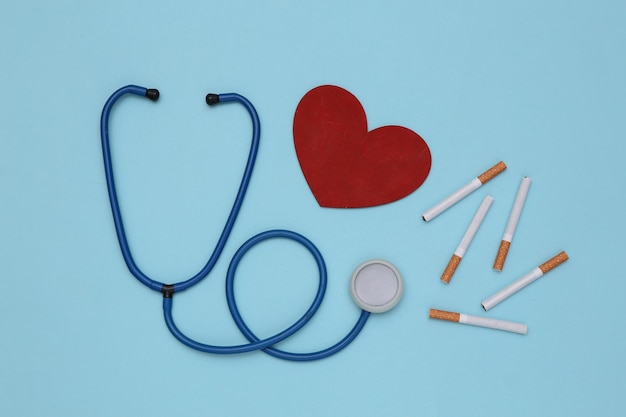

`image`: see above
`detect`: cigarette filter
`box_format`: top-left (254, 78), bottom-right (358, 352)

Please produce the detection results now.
top-left (441, 195), bottom-right (493, 283)
top-left (422, 161), bottom-right (506, 222)
top-left (429, 308), bottom-right (527, 335)
top-left (493, 177), bottom-right (531, 271)
top-left (482, 251), bottom-right (569, 311)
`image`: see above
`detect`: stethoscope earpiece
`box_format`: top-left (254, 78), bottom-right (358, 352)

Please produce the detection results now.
top-left (205, 93), bottom-right (220, 105)
top-left (145, 88), bottom-right (159, 101)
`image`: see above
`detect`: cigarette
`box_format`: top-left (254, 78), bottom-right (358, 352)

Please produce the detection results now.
top-left (482, 251), bottom-right (569, 311)
top-left (441, 195), bottom-right (494, 283)
top-left (422, 161), bottom-right (506, 222)
top-left (429, 308), bottom-right (527, 335)
top-left (493, 177), bottom-right (532, 271)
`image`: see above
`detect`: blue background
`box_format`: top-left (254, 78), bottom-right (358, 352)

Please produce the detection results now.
top-left (2, 1), bottom-right (625, 415)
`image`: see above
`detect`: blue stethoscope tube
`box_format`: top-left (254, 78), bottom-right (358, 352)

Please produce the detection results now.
top-left (100, 85), bottom-right (370, 361)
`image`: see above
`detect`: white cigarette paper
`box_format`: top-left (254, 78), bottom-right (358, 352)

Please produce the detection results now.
top-left (502, 177), bottom-right (531, 242)
top-left (455, 196), bottom-right (493, 258)
top-left (423, 178), bottom-right (481, 222)
top-left (482, 268), bottom-right (542, 311)
top-left (429, 308), bottom-right (527, 335)
top-left (493, 177), bottom-right (532, 271)
top-left (460, 313), bottom-right (527, 335)
top-left (482, 251), bottom-right (569, 311)
top-left (422, 161), bottom-right (506, 222)
top-left (441, 196), bottom-right (493, 283)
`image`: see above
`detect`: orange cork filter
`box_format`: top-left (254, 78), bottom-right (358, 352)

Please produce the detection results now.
top-left (539, 251), bottom-right (569, 273)
top-left (441, 255), bottom-right (461, 284)
top-left (478, 161), bottom-right (507, 184)
top-left (493, 240), bottom-right (511, 271)
top-left (429, 309), bottom-right (460, 322)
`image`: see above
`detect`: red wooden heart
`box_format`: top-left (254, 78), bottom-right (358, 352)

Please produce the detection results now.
top-left (293, 85), bottom-right (432, 208)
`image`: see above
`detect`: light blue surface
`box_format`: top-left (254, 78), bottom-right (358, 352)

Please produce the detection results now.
top-left (1, 0), bottom-right (625, 415)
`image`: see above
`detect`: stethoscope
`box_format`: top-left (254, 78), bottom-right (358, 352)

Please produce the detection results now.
top-left (100, 85), bottom-right (404, 361)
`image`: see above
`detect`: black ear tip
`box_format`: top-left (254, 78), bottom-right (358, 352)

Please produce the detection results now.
top-left (206, 93), bottom-right (220, 105)
top-left (145, 89), bottom-right (160, 101)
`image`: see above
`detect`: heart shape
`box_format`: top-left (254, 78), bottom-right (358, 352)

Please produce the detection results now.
top-left (293, 85), bottom-right (432, 208)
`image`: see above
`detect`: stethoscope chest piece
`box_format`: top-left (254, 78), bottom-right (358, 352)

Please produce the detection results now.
top-left (350, 259), bottom-right (404, 313)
